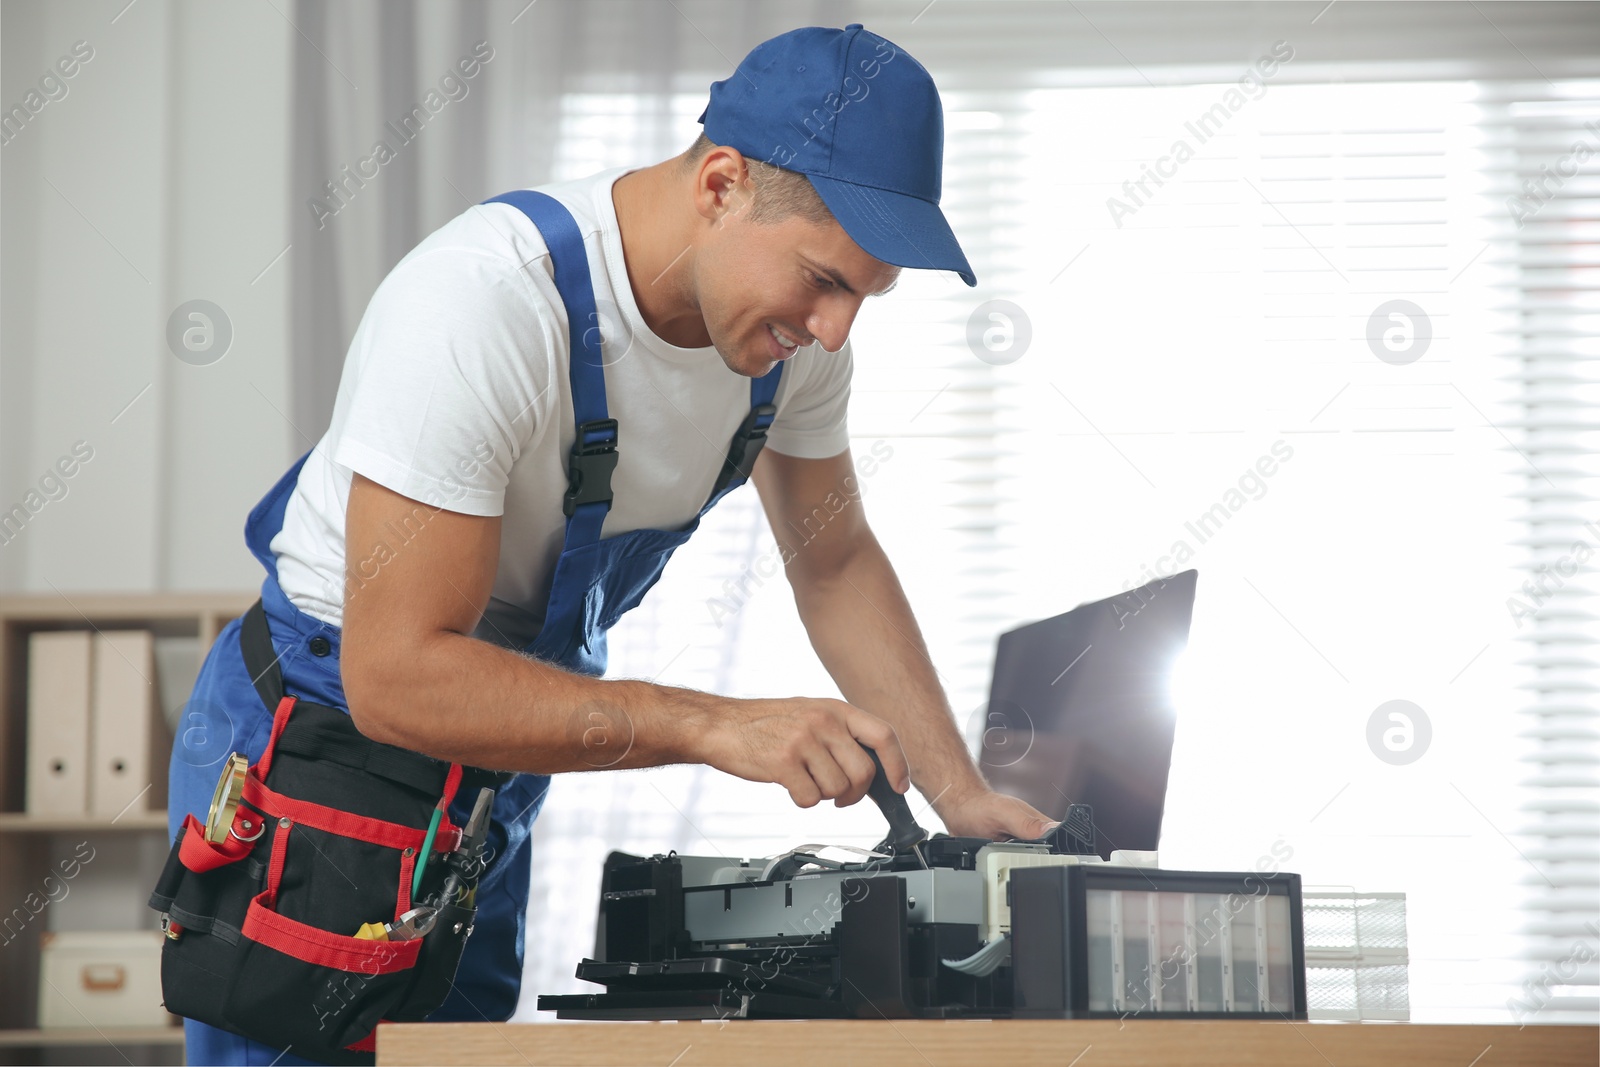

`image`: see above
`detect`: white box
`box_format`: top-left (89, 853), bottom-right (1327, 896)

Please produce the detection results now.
top-left (38, 930), bottom-right (174, 1029)
top-left (1303, 890), bottom-right (1410, 1021)
top-left (25, 631), bottom-right (92, 815)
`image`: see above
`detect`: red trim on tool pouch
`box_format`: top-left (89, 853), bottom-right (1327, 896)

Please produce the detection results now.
top-left (440, 762), bottom-right (464, 811)
top-left (395, 848), bottom-right (415, 920)
top-left (176, 813), bottom-right (252, 873)
top-left (242, 773), bottom-right (457, 853)
top-left (264, 816), bottom-right (292, 905)
top-left (255, 695), bottom-right (298, 779)
top-left (242, 893), bottom-right (421, 973)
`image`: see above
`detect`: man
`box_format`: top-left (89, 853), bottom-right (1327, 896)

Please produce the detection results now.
top-left (167, 23), bottom-right (1052, 1065)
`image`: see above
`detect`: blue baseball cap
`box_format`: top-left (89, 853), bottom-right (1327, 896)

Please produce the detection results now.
top-left (698, 24), bottom-right (976, 287)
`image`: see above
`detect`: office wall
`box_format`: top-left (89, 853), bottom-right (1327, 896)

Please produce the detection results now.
top-left (1, 0), bottom-right (293, 593)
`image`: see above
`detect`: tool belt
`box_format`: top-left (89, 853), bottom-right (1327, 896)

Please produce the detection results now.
top-left (149, 600), bottom-right (511, 1064)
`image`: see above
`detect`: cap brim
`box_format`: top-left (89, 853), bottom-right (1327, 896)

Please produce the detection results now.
top-left (806, 175), bottom-right (977, 287)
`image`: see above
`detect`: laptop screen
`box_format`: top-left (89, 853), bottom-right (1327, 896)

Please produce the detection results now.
top-left (978, 569), bottom-right (1198, 858)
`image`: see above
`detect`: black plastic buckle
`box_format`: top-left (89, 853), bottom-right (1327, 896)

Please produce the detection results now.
top-left (726, 403), bottom-right (777, 482)
top-left (563, 418), bottom-right (619, 517)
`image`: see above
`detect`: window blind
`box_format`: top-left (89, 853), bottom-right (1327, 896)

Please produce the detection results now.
top-left (508, 8), bottom-right (1598, 1023)
top-left (1488, 80), bottom-right (1599, 1025)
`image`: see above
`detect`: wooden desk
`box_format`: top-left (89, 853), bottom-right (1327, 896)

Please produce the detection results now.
top-left (378, 1020), bottom-right (1598, 1066)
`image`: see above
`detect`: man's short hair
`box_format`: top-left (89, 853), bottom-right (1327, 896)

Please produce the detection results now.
top-left (681, 132), bottom-right (836, 228)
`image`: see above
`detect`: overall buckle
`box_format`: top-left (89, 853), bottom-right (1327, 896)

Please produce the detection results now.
top-left (706, 403), bottom-right (777, 504)
top-left (727, 403), bottom-right (776, 482)
top-left (564, 418), bottom-right (619, 517)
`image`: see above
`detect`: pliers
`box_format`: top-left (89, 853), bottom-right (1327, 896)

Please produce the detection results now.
top-left (354, 905), bottom-right (439, 942)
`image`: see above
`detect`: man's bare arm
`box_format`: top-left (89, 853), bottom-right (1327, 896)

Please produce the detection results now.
top-left (751, 447), bottom-right (1054, 839)
top-left (338, 472), bottom-right (909, 808)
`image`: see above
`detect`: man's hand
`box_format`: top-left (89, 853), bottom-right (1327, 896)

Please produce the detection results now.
top-left (935, 788), bottom-right (1057, 841)
top-left (688, 696), bottom-right (911, 810)
top-left (751, 447), bottom-right (1051, 842)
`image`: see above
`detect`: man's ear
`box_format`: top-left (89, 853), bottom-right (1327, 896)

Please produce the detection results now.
top-left (693, 145), bottom-right (753, 227)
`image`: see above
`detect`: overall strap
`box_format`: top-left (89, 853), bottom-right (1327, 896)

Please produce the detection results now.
top-left (482, 190), bottom-right (616, 553)
top-left (481, 190), bottom-right (786, 530)
top-left (241, 599), bottom-right (285, 713)
top-left (704, 369), bottom-right (784, 511)
top-left (245, 450), bottom-right (314, 579)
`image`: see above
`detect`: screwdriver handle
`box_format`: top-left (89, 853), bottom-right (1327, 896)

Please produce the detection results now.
top-left (862, 745), bottom-right (927, 853)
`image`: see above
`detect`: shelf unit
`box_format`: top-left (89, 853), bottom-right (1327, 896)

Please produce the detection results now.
top-left (0, 1028), bottom-right (185, 1049)
top-left (0, 812), bottom-right (169, 833)
top-left (0, 592), bottom-right (255, 1065)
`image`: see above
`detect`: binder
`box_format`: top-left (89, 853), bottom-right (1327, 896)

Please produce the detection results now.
top-left (89, 630), bottom-right (165, 817)
top-left (25, 630), bottom-right (93, 815)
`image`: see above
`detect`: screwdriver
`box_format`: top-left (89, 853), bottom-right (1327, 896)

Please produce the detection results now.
top-left (862, 745), bottom-right (928, 858)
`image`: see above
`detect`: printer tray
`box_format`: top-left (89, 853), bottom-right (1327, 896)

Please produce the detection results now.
top-left (573, 957), bottom-right (833, 998)
top-left (537, 988), bottom-right (850, 1021)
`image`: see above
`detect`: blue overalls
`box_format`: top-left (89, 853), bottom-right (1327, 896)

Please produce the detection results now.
top-left (166, 190), bottom-right (783, 1065)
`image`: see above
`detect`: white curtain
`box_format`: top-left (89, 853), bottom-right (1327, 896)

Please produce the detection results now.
top-left (281, 1), bottom-right (1600, 1024)
top-left (286, 0), bottom-right (853, 434)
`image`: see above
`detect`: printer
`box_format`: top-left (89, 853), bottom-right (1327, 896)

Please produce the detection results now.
top-left (540, 570), bottom-right (1308, 1021)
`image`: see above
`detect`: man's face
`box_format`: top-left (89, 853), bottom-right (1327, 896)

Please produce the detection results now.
top-left (692, 196), bottom-right (900, 378)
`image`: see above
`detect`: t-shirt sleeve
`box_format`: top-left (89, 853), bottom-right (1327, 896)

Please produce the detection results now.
top-left (330, 245), bottom-right (561, 517)
top-left (763, 338), bottom-right (854, 459)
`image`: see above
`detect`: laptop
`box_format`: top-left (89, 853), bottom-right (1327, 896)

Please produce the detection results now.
top-left (978, 569), bottom-right (1198, 859)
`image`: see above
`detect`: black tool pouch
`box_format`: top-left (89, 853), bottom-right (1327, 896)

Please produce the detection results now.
top-left (148, 600), bottom-right (509, 1064)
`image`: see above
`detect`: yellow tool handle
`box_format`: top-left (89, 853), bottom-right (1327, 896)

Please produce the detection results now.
top-left (354, 921), bottom-right (389, 941)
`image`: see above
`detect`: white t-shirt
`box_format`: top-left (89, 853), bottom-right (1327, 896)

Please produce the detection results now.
top-left (271, 167), bottom-right (853, 650)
